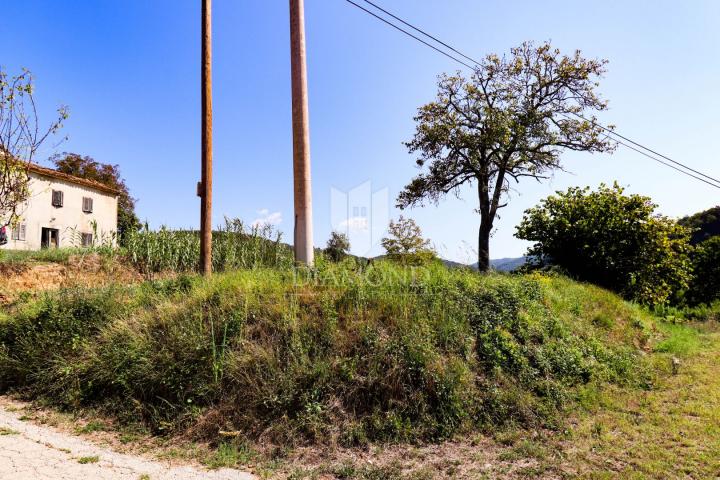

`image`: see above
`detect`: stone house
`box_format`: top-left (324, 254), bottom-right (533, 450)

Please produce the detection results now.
top-left (1, 164), bottom-right (119, 250)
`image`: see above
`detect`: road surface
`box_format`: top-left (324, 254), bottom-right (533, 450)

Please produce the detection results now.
top-left (0, 398), bottom-right (255, 480)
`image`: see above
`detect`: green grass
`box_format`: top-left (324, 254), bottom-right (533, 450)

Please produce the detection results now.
top-left (0, 248), bottom-right (88, 265)
top-left (0, 261), bottom-right (654, 447)
top-left (654, 322), bottom-right (703, 356)
top-left (77, 455), bottom-right (100, 464)
top-left (74, 420), bottom-right (107, 434)
top-left (202, 442), bottom-right (257, 469)
top-left (563, 324), bottom-right (720, 478)
top-left (0, 427), bottom-right (19, 435)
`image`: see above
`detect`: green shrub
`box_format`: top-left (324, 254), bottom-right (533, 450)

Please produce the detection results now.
top-left (516, 183), bottom-right (693, 305)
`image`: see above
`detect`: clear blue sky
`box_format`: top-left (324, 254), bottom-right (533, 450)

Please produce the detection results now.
top-left (3, 1), bottom-right (719, 262)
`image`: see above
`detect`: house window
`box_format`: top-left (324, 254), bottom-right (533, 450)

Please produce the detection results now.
top-left (11, 224), bottom-right (26, 241)
top-left (82, 197), bottom-right (94, 213)
top-left (51, 190), bottom-right (64, 207)
top-left (81, 233), bottom-right (93, 248)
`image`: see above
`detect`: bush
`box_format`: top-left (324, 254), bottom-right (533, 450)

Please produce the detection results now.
top-left (324, 231), bottom-right (351, 262)
top-left (516, 183), bottom-right (693, 305)
top-left (0, 262), bottom-right (650, 445)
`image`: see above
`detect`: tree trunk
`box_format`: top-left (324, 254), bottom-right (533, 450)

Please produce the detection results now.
top-left (477, 177), bottom-right (492, 272)
top-left (477, 218), bottom-right (491, 272)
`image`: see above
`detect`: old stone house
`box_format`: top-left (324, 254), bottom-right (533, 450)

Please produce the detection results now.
top-left (1, 164), bottom-right (119, 250)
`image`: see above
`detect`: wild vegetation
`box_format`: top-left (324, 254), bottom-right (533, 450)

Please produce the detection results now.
top-left (121, 218), bottom-right (292, 275)
top-left (516, 183), bottom-right (693, 305)
top-left (0, 260), bottom-right (653, 449)
top-left (679, 205), bottom-right (720, 245)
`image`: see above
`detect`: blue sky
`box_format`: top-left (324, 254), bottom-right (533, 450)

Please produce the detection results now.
top-left (3, 0), bottom-right (719, 262)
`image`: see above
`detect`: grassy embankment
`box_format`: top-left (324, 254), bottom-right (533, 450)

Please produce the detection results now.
top-left (1, 225), bottom-right (719, 478)
top-left (0, 259), bottom-right (653, 446)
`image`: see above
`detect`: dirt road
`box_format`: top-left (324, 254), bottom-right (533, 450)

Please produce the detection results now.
top-left (0, 399), bottom-right (255, 480)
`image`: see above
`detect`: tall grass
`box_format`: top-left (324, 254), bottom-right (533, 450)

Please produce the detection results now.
top-left (0, 262), bottom-right (653, 446)
top-left (122, 217), bottom-right (293, 274)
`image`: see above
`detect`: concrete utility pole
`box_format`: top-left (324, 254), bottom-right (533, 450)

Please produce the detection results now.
top-left (289, 0), bottom-right (314, 265)
top-left (199, 0), bottom-right (213, 275)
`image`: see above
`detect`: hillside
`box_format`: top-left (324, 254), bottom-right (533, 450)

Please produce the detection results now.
top-left (0, 258), bottom-right (718, 478)
top-left (679, 206), bottom-right (720, 245)
top-left (1, 262), bottom-right (651, 439)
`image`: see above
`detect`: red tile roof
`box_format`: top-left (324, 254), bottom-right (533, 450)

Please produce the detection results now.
top-left (27, 163), bottom-right (121, 196)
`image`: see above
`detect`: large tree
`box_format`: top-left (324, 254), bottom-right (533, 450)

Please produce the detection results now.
top-left (1, 68), bottom-right (68, 227)
top-left (397, 42), bottom-right (615, 271)
top-left (50, 153), bottom-right (140, 242)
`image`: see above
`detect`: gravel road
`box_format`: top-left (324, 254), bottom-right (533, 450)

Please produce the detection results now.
top-left (0, 398), bottom-right (255, 480)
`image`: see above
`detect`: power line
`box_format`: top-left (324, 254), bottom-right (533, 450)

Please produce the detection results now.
top-left (343, 0), bottom-right (476, 70)
top-left (611, 137), bottom-right (720, 189)
top-left (357, 0), bottom-right (484, 67)
top-left (343, 0), bottom-right (720, 190)
top-left (555, 112), bottom-right (720, 189)
top-left (565, 111), bottom-right (720, 185)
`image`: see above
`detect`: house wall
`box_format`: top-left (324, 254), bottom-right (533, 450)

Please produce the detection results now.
top-left (2, 172), bottom-right (118, 251)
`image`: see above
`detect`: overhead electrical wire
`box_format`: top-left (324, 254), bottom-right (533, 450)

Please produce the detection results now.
top-left (344, 0), bottom-right (720, 190)
top-left (343, 0), bottom-right (476, 70)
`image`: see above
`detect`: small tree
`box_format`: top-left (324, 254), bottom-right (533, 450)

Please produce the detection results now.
top-left (381, 216), bottom-right (435, 265)
top-left (50, 153), bottom-right (140, 243)
top-left (325, 230), bottom-right (350, 262)
top-left (516, 183), bottom-right (693, 305)
top-left (398, 41), bottom-right (615, 271)
top-left (1, 69), bottom-right (68, 227)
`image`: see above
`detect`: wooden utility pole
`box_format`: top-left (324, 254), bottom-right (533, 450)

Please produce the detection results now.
top-left (290, 0), bottom-right (314, 266)
top-left (199, 0), bottom-right (213, 275)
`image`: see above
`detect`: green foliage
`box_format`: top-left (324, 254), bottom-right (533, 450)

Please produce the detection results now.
top-left (516, 183), bottom-right (693, 305)
top-left (324, 231), bottom-right (351, 262)
top-left (122, 218), bottom-right (293, 275)
top-left (381, 216), bottom-right (436, 266)
top-left (678, 206), bottom-right (720, 245)
top-left (397, 41), bottom-right (615, 270)
top-left (687, 237), bottom-right (720, 306)
top-left (0, 263), bottom-right (651, 446)
top-left (50, 153), bottom-right (140, 244)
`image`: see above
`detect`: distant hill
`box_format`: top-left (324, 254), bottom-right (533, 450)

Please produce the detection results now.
top-left (441, 256), bottom-right (527, 272)
top-left (490, 256), bottom-right (528, 272)
top-left (679, 206), bottom-right (720, 245)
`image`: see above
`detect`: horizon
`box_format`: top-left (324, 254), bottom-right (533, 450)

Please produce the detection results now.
top-left (2, 0), bottom-right (719, 262)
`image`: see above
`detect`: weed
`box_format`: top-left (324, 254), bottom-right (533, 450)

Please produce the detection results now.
top-left (75, 421), bottom-right (106, 434)
top-left (0, 427), bottom-right (19, 435)
top-left (203, 442), bottom-right (256, 469)
top-left (77, 455), bottom-right (100, 464)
